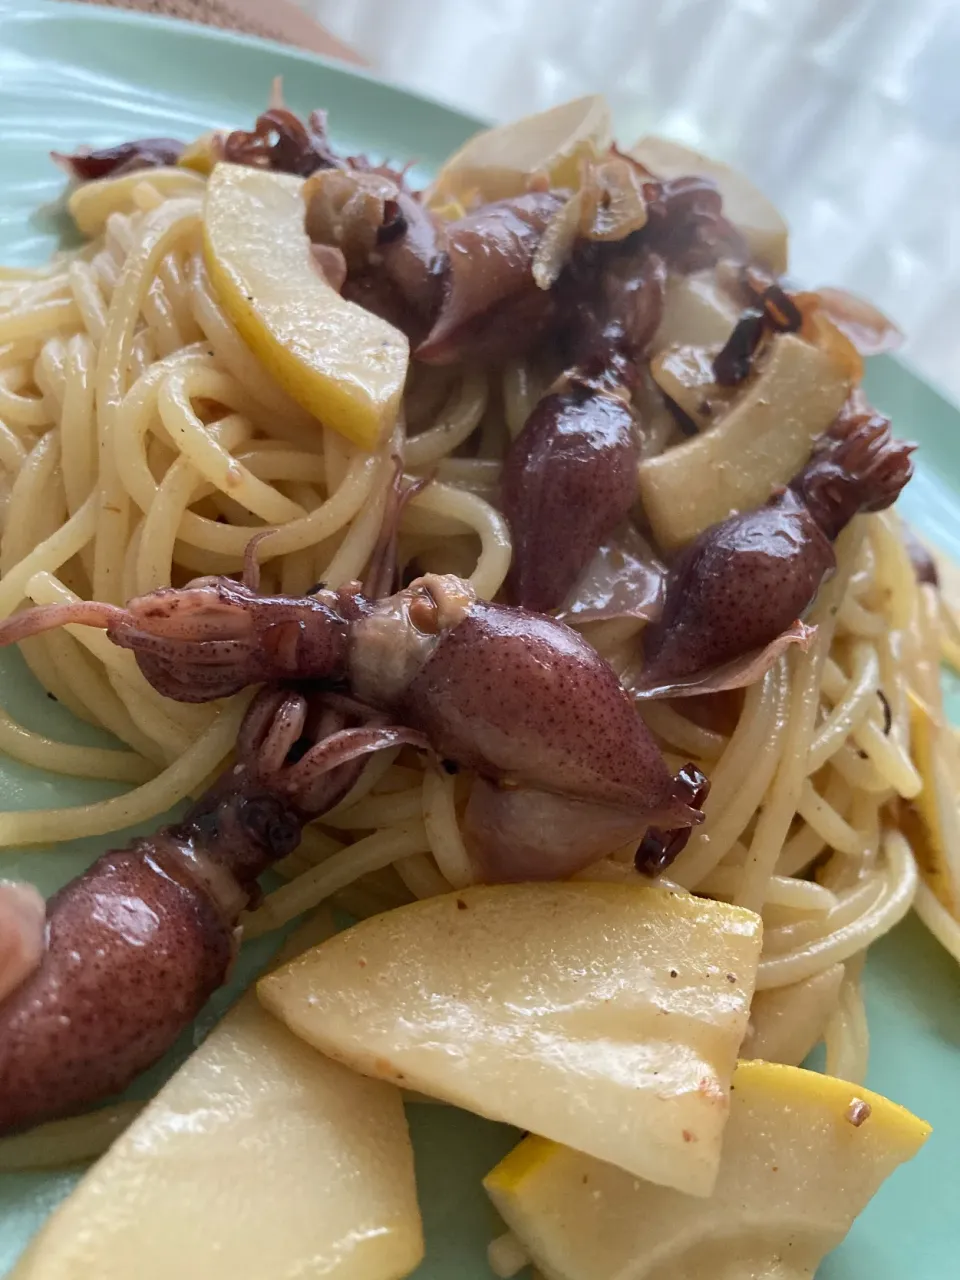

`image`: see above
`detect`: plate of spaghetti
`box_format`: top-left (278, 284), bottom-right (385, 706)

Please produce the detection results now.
top-left (1, 3), bottom-right (960, 1278)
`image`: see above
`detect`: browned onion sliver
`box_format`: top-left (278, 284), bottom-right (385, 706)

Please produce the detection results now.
top-left (812, 286), bottom-right (903, 357)
top-left (629, 620), bottom-right (816, 700)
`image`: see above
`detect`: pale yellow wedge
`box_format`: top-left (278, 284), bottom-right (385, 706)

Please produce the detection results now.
top-left (14, 914), bottom-right (423, 1280)
top-left (203, 163), bottom-right (408, 449)
top-left (427, 95), bottom-right (612, 207)
top-left (638, 332), bottom-right (852, 548)
top-left (485, 1059), bottom-right (930, 1280)
top-left (260, 882), bottom-right (762, 1197)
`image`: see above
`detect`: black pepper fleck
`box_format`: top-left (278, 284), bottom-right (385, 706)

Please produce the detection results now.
top-left (878, 690), bottom-right (892, 736)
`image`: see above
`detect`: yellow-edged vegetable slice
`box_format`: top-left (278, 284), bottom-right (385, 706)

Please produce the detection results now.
top-left (484, 1059), bottom-right (930, 1280)
top-left (426, 95), bottom-right (612, 208)
top-left (67, 167), bottom-right (205, 237)
top-left (637, 332), bottom-right (853, 549)
top-left (178, 130), bottom-right (225, 175)
top-left (203, 163), bottom-right (408, 449)
top-left (260, 882), bottom-right (762, 1197)
top-left (14, 913), bottom-right (423, 1280)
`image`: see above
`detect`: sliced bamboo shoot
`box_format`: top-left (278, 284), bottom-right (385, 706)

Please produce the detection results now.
top-left (14, 914), bottom-right (423, 1280)
top-left (260, 882), bottom-right (763, 1197)
top-left (652, 270), bottom-right (742, 354)
top-left (637, 332), bottom-right (852, 549)
top-left (485, 1059), bottom-right (930, 1280)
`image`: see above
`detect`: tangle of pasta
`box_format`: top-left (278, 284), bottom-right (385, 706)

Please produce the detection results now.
top-left (0, 160), bottom-right (955, 1151)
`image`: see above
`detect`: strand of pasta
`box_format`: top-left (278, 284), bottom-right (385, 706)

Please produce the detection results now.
top-left (735, 523), bottom-right (863, 914)
top-left (395, 852), bottom-right (454, 899)
top-left (698, 867), bottom-right (837, 913)
top-left (755, 831), bottom-right (917, 989)
top-left (422, 765), bottom-right (474, 889)
top-left (23, 626), bottom-right (166, 764)
top-left (244, 821), bottom-right (431, 938)
top-left (808, 643), bottom-right (879, 773)
top-left (324, 786), bottom-right (424, 832)
top-left (317, 436), bottom-right (397, 589)
top-left (639, 700), bottom-right (727, 763)
top-left (1, 430), bottom-right (62, 574)
top-left (66, 167), bottom-right (206, 238)
top-left (670, 663), bottom-right (790, 888)
top-left (133, 413), bottom-right (252, 591)
top-left (0, 496), bottom-right (96, 621)
top-left (0, 706), bottom-right (152, 783)
top-left (914, 879), bottom-right (960, 965)
top-left (824, 958), bottom-right (870, 1085)
top-left (405, 369), bottom-right (487, 467)
top-left (407, 482), bottom-right (511, 600)
top-left (92, 201), bottom-right (201, 603)
top-left (0, 365), bottom-right (52, 431)
top-left (0, 689), bottom-right (252, 848)
top-left (762, 878), bottom-right (880, 957)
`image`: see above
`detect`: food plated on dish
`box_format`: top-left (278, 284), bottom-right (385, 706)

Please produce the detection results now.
top-left (0, 79), bottom-right (956, 1278)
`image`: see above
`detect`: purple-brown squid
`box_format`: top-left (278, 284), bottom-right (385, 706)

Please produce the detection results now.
top-left (500, 165), bottom-right (743, 615)
top-left (0, 572), bottom-right (707, 1130)
top-left (634, 398), bottom-right (915, 696)
top-left (0, 573), bottom-right (704, 887)
top-left (0, 685), bottom-right (427, 1134)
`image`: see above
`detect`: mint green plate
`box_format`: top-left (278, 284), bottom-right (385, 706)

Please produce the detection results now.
top-left (0, 3), bottom-right (958, 1275)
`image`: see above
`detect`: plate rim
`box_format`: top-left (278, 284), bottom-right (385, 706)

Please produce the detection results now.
top-left (0, 0), bottom-right (491, 135)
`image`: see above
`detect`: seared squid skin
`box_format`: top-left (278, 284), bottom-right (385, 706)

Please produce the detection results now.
top-left (0, 577), bottom-right (351, 703)
top-left (0, 679), bottom-right (407, 1136)
top-left (642, 401), bottom-right (915, 687)
top-left (641, 492), bottom-right (834, 685)
top-left (0, 778), bottom-right (303, 1135)
top-left (503, 388), bottom-right (641, 614)
top-left (222, 107), bottom-right (344, 176)
top-left (398, 599), bottom-right (689, 816)
top-left (0, 842), bottom-right (234, 1134)
top-left (503, 250), bottom-right (668, 614)
top-left (0, 573), bottom-right (706, 889)
top-left (415, 191), bottom-right (566, 366)
top-left (796, 400), bottom-right (916, 540)
top-left (562, 249), bottom-right (667, 388)
top-left (53, 137), bottom-right (185, 181)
